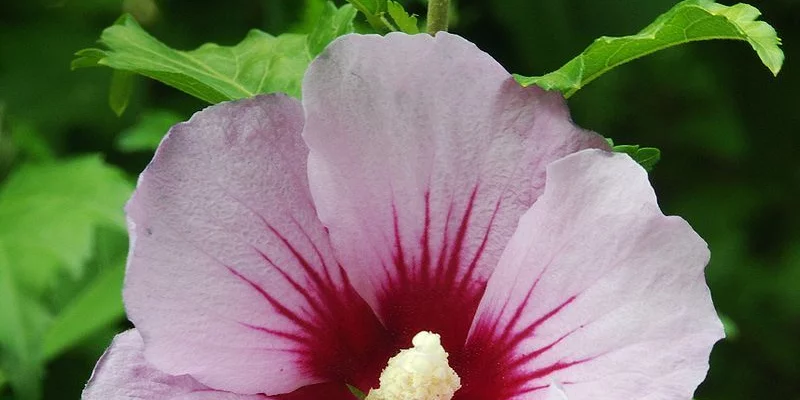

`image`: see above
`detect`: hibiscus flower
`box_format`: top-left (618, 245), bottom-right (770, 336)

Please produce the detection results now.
top-left (82, 32), bottom-right (723, 400)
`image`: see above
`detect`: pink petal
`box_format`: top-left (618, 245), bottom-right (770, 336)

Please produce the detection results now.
top-left (124, 95), bottom-right (389, 395)
top-left (546, 383), bottom-right (569, 400)
top-left (459, 150), bottom-right (724, 399)
top-left (82, 330), bottom-right (266, 400)
top-left (303, 33), bottom-right (606, 352)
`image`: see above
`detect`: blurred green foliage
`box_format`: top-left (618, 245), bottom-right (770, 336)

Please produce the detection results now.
top-left (0, 0), bottom-right (797, 399)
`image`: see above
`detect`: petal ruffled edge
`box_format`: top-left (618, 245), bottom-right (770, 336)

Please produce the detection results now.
top-left (460, 150), bottom-right (724, 399)
top-left (82, 329), bottom-right (268, 400)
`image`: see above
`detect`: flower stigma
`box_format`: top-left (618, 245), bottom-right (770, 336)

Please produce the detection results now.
top-left (365, 331), bottom-right (461, 400)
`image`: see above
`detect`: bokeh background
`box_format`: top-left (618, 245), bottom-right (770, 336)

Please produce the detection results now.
top-left (0, 0), bottom-right (797, 398)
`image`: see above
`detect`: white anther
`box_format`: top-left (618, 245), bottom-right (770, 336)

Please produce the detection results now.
top-left (365, 331), bottom-right (461, 400)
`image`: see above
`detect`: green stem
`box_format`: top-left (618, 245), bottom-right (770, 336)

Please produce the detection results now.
top-left (426, 0), bottom-right (450, 35)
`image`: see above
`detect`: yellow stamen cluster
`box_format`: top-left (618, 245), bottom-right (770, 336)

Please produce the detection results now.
top-left (365, 331), bottom-right (461, 400)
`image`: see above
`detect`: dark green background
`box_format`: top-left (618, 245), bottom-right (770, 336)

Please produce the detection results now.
top-left (0, 0), bottom-right (797, 398)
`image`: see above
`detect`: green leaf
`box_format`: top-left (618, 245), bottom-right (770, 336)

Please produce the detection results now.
top-left (0, 246), bottom-right (44, 400)
top-left (346, 0), bottom-right (396, 32)
top-left (0, 111), bottom-right (55, 177)
top-left (42, 250), bottom-right (126, 360)
top-left (7, 120), bottom-right (55, 162)
top-left (516, 0), bottom-right (783, 97)
top-left (387, 1), bottom-right (420, 34)
top-left (109, 70), bottom-right (134, 116)
top-left (0, 156), bottom-right (132, 293)
top-left (348, 0), bottom-right (388, 16)
top-left (293, 0), bottom-right (330, 34)
top-left (75, 3), bottom-right (357, 104)
top-left (70, 48), bottom-right (105, 70)
top-left (612, 144), bottom-right (662, 172)
top-left (0, 158), bottom-right (131, 398)
top-left (117, 109), bottom-right (184, 152)
top-left (720, 314), bottom-right (740, 340)
top-left (81, 15), bottom-right (305, 102)
top-left (347, 383), bottom-right (367, 400)
top-left (307, 3), bottom-right (358, 57)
